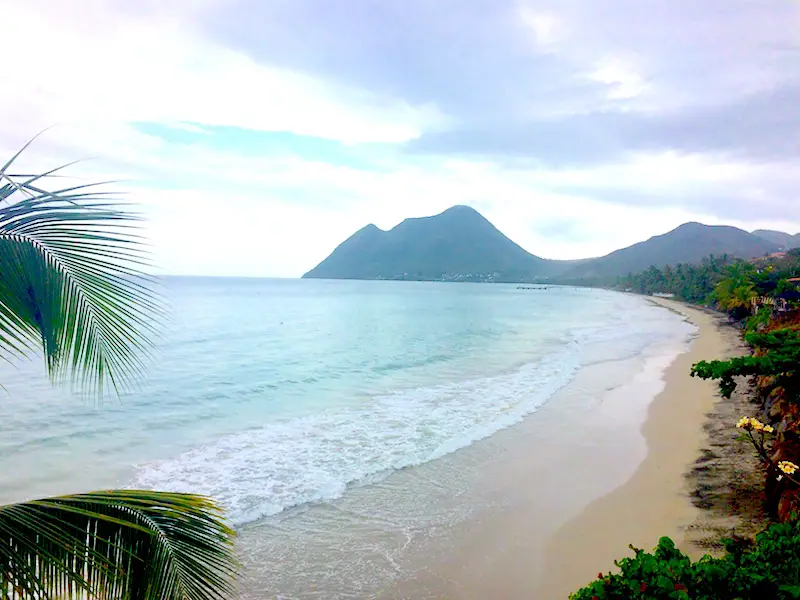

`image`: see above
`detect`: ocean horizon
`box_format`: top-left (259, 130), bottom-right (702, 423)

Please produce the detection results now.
top-left (0, 277), bottom-right (695, 595)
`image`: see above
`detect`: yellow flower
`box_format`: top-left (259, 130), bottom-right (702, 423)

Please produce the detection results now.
top-left (736, 416), bottom-right (772, 433)
top-left (778, 461), bottom-right (798, 475)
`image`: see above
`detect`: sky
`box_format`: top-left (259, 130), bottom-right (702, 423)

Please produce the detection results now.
top-left (2, 0), bottom-right (799, 277)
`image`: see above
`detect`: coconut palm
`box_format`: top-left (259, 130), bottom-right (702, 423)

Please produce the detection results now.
top-left (0, 141), bottom-right (237, 599)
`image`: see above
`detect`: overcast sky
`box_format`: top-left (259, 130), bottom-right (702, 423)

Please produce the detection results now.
top-left (2, 0), bottom-right (799, 276)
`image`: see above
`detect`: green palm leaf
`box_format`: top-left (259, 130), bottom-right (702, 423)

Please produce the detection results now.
top-left (0, 144), bottom-right (163, 395)
top-left (0, 142), bottom-right (238, 599)
top-left (0, 490), bottom-right (238, 599)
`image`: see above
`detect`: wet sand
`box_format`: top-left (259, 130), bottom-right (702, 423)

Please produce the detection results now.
top-left (387, 299), bottom-right (753, 599)
top-left (239, 298), bottom-right (756, 599)
top-left (536, 298), bottom-right (764, 598)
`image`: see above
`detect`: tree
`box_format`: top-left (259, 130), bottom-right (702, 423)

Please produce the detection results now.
top-left (0, 141), bottom-right (237, 599)
top-left (712, 262), bottom-right (758, 318)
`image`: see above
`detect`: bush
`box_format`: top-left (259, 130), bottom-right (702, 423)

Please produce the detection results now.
top-left (744, 309), bottom-right (772, 333)
top-left (570, 519), bottom-right (800, 599)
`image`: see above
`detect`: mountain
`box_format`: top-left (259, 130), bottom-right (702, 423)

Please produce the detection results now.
top-left (305, 208), bottom-right (786, 283)
top-left (564, 222), bottom-right (780, 279)
top-left (303, 205), bottom-right (567, 282)
top-left (753, 229), bottom-right (794, 248)
top-left (790, 234), bottom-right (800, 250)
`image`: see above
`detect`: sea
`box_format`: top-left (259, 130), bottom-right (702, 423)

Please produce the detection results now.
top-left (0, 278), bottom-right (696, 597)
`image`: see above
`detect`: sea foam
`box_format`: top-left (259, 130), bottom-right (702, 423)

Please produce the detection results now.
top-left (133, 344), bottom-right (580, 526)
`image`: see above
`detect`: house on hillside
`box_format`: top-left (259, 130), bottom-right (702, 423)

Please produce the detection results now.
top-left (752, 295), bottom-right (789, 315)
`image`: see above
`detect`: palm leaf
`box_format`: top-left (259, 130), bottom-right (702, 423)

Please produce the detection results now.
top-left (0, 143), bottom-right (238, 599)
top-left (0, 146), bottom-right (164, 396)
top-left (0, 490), bottom-right (238, 599)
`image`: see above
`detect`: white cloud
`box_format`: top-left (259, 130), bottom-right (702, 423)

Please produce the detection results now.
top-left (0, 1), bottom-right (439, 146)
top-left (2, 0), bottom-right (798, 279)
top-left (589, 58), bottom-right (648, 100)
top-left (130, 149), bottom-right (788, 275)
top-left (518, 7), bottom-right (561, 48)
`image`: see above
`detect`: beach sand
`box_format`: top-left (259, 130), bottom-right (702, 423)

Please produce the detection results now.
top-left (535, 298), bottom-right (766, 598)
top-left (381, 298), bottom-right (764, 599)
top-left (239, 298), bottom-right (764, 599)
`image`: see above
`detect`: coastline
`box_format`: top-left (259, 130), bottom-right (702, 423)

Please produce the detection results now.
top-left (373, 297), bottom-right (699, 599)
top-left (536, 298), bottom-right (757, 597)
top-left (236, 293), bottom-right (749, 598)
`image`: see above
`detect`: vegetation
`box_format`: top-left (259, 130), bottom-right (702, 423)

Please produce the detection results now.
top-left (692, 329), bottom-right (800, 401)
top-left (693, 327), bottom-right (800, 521)
top-left (570, 521), bottom-right (800, 600)
top-left (615, 250), bottom-right (800, 315)
top-left (572, 246), bottom-right (800, 598)
top-left (615, 255), bottom-right (736, 304)
top-left (0, 142), bottom-right (236, 599)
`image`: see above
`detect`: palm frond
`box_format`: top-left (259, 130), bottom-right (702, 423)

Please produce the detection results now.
top-left (0, 490), bottom-right (238, 600)
top-left (0, 147), bottom-right (164, 396)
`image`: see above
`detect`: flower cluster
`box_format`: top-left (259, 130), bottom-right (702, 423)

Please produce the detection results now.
top-left (778, 461), bottom-right (799, 476)
top-left (736, 416), bottom-right (774, 433)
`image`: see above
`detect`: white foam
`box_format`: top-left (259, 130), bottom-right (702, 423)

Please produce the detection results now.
top-left (132, 296), bottom-right (696, 527)
top-left (132, 345), bottom-right (581, 526)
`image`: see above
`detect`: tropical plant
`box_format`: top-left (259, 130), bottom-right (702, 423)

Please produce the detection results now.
top-left (0, 141), bottom-right (237, 599)
top-left (711, 263), bottom-right (758, 318)
top-left (692, 327), bottom-right (800, 520)
top-left (614, 255), bottom-right (738, 304)
top-left (691, 328), bottom-right (800, 404)
top-left (570, 520), bottom-right (800, 599)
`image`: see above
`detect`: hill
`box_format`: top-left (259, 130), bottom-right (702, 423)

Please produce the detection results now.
top-left (752, 229), bottom-right (794, 248)
top-left (303, 206), bottom-right (568, 282)
top-left (304, 209), bottom-right (787, 283)
top-left (564, 222), bottom-right (780, 279)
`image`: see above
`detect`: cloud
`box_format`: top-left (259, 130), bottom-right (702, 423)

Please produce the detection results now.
top-left (0, 0), bottom-right (798, 276)
top-left (0, 1), bottom-right (440, 147)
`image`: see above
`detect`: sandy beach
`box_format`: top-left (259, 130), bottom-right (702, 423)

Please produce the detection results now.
top-left (234, 295), bottom-right (762, 599)
top-left (536, 298), bottom-right (766, 598)
top-left (380, 298), bottom-right (763, 599)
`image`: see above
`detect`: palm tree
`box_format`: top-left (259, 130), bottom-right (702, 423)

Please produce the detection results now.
top-left (0, 141), bottom-right (237, 599)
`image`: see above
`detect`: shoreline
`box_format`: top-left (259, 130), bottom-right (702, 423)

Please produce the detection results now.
top-left (376, 297), bottom-right (699, 599)
top-left (236, 293), bottom-right (743, 598)
top-left (236, 293), bottom-right (697, 598)
top-left (536, 298), bottom-right (758, 597)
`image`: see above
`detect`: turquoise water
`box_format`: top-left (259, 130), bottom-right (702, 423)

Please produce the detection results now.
top-left (0, 279), bottom-right (692, 527)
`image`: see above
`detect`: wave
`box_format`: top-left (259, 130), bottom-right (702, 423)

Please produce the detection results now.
top-left (132, 344), bottom-right (581, 526)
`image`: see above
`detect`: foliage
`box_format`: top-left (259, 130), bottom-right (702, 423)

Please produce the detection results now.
top-left (0, 139), bottom-right (164, 396)
top-left (616, 251), bottom-right (800, 318)
top-left (570, 520), bottom-right (800, 600)
top-left (615, 254), bottom-right (736, 304)
top-left (0, 141), bottom-right (237, 599)
top-left (745, 308), bottom-right (773, 333)
top-left (1, 491), bottom-right (237, 600)
top-left (691, 328), bottom-right (800, 399)
top-left (712, 263), bottom-right (758, 318)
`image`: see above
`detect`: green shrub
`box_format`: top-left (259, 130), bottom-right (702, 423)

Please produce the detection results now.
top-left (570, 520), bottom-right (800, 599)
top-left (744, 309), bottom-right (772, 333)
